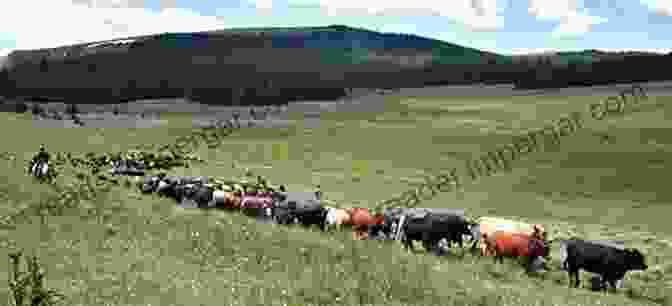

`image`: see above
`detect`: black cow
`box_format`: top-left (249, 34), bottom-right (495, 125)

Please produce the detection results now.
top-left (189, 185), bottom-right (214, 208)
top-left (272, 205), bottom-right (295, 225)
top-left (140, 176), bottom-right (160, 194)
top-left (156, 178), bottom-right (182, 200)
top-left (273, 191), bottom-right (326, 229)
top-left (274, 201), bottom-right (327, 230)
top-left (560, 239), bottom-right (647, 290)
top-left (174, 184), bottom-right (213, 208)
top-left (294, 204), bottom-right (328, 230)
top-left (367, 223), bottom-right (393, 240)
top-left (401, 214), bottom-right (474, 253)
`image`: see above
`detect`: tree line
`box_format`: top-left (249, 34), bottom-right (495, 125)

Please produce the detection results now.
top-left (513, 53), bottom-right (672, 89)
top-left (0, 49), bottom-right (670, 106)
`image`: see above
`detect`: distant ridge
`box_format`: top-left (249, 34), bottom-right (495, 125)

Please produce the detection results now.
top-left (2, 24), bottom-right (671, 104)
top-left (4, 24), bottom-right (508, 68)
top-left (1, 24), bottom-right (512, 106)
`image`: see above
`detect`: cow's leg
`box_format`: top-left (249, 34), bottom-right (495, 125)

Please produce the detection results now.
top-left (479, 237), bottom-right (490, 256)
top-left (568, 269), bottom-right (581, 288)
top-left (421, 233), bottom-right (433, 252)
top-left (470, 238), bottom-right (479, 251)
top-left (525, 256), bottom-right (536, 273)
top-left (603, 278), bottom-right (611, 292)
top-left (402, 238), bottom-right (413, 251)
top-left (424, 239), bottom-right (434, 252)
top-left (566, 271), bottom-right (574, 288)
top-left (604, 276), bottom-right (618, 292)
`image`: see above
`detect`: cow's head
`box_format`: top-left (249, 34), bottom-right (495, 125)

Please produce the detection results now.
top-left (531, 224), bottom-right (546, 240)
top-left (463, 222), bottom-right (478, 241)
top-left (624, 248), bottom-right (648, 271)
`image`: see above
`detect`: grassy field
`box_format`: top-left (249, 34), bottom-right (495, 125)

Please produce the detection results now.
top-left (1, 90), bottom-right (671, 305)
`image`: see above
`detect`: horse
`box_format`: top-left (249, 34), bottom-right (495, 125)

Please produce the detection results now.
top-left (30, 161), bottom-right (54, 182)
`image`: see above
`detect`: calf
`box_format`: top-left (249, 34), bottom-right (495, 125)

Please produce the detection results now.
top-left (560, 239), bottom-right (647, 290)
top-left (482, 231), bottom-right (546, 272)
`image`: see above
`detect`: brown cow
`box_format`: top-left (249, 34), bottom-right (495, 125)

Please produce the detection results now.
top-left (476, 217), bottom-right (546, 256)
top-left (213, 190), bottom-right (242, 209)
top-left (349, 208), bottom-right (385, 240)
top-left (482, 230), bottom-right (546, 272)
top-left (324, 206), bottom-right (352, 231)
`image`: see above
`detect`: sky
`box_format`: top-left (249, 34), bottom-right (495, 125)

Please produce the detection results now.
top-left (0, 0), bottom-right (670, 57)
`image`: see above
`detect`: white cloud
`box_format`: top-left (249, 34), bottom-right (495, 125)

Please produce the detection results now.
top-left (379, 23), bottom-right (419, 35)
top-left (248, 0), bottom-right (506, 31)
top-left (251, 0), bottom-right (274, 10)
top-left (0, 0), bottom-right (226, 54)
top-left (501, 47), bottom-right (559, 55)
top-left (498, 47), bottom-right (672, 55)
top-left (639, 0), bottom-right (672, 15)
top-left (71, 0), bottom-right (147, 8)
top-left (528, 0), bottom-right (607, 37)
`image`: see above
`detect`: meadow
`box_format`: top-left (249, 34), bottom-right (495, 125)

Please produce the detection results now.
top-left (1, 88), bottom-right (672, 305)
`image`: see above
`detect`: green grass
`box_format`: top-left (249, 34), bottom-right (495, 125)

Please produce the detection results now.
top-left (1, 92), bottom-right (672, 305)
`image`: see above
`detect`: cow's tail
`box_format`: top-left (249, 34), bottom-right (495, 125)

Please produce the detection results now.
top-left (559, 240), bottom-right (568, 270)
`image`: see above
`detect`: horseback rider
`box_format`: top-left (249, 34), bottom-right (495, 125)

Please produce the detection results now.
top-left (29, 145), bottom-right (51, 175)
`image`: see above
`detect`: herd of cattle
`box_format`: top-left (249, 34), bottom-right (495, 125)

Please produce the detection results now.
top-left (23, 152), bottom-right (649, 293)
top-left (136, 172), bottom-right (649, 292)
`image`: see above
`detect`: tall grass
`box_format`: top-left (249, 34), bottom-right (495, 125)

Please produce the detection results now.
top-left (8, 250), bottom-right (65, 306)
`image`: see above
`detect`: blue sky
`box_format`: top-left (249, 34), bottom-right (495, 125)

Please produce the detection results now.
top-left (0, 0), bottom-right (670, 56)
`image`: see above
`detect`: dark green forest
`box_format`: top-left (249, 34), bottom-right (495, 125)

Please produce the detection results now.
top-left (1, 25), bottom-right (671, 106)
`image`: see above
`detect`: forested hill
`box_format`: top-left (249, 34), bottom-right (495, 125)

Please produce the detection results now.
top-left (3, 25), bottom-right (508, 69)
top-left (0, 25), bottom-right (512, 104)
